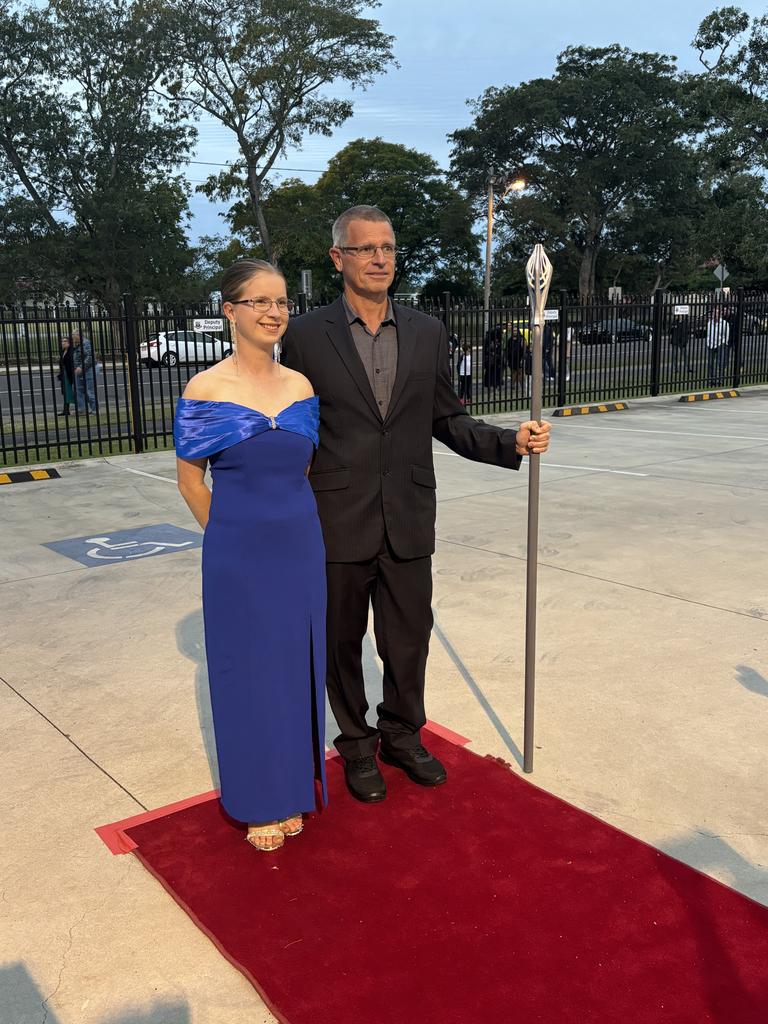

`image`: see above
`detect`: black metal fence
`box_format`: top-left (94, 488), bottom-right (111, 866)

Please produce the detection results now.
top-left (2, 288), bottom-right (767, 466)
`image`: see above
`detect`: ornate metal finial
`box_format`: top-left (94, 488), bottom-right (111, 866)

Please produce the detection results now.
top-left (526, 244), bottom-right (553, 327)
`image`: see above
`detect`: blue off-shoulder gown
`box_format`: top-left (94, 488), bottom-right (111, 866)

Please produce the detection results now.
top-left (174, 396), bottom-right (327, 823)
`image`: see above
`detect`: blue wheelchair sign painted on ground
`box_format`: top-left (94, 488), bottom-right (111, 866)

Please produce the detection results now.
top-left (44, 523), bottom-right (202, 567)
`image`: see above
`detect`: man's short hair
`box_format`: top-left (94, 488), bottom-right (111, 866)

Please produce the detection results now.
top-left (331, 205), bottom-right (393, 247)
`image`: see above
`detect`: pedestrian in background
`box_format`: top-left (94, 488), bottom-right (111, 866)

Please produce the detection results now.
top-left (506, 323), bottom-right (526, 390)
top-left (457, 341), bottom-right (472, 405)
top-left (542, 322), bottom-right (555, 380)
top-left (72, 328), bottom-right (99, 413)
top-left (57, 336), bottom-right (75, 416)
top-left (669, 317), bottom-right (694, 377)
top-left (482, 324), bottom-right (503, 388)
top-left (705, 309), bottom-right (730, 389)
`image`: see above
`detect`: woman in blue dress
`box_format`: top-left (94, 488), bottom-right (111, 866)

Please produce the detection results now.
top-left (174, 259), bottom-right (327, 852)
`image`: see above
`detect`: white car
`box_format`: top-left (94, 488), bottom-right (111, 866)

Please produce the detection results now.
top-left (139, 330), bottom-right (232, 367)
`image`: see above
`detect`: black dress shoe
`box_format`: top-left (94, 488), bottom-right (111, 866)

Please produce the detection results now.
top-left (344, 755), bottom-right (386, 803)
top-left (379, 745), bottom-right (447, 786)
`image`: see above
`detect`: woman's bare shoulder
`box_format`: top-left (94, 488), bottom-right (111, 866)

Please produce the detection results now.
top-left (280, 365), bottom-right (314, 400)
top-left (182, 364), bottom-right (229, 401)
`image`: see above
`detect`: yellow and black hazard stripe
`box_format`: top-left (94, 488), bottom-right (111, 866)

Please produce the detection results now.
top-left (553, 402), bottom-right (628, 417)
top-left (0, 468), bottom-right (61, 485)
top-left (678, 390), bottom-right (739, 403)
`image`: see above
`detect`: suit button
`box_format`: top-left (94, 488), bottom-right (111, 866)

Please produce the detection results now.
top-left (383, 469), bottom-right (391, 477)
top-left (382, 430), bottom-right (390, 437)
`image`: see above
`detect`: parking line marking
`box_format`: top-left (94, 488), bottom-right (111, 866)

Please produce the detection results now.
top-left (105, 461), bottom-right (177, 484)
top-left (431, 451), bottom-right (648, 476)
top-left (543, 463), bottom-right (648, 477)
top-left (560, 425), bottom-right (768, 441)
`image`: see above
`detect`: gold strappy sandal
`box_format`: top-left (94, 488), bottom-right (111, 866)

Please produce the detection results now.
top-left (246, 823), bottom-right (285, 852)
top-left (278, 814), bottom-right (303, 837)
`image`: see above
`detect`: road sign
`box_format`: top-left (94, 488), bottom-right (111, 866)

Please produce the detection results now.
top-left (713, 264), bottom-right (729, 284)
top-left (673, 305), bottom-right (690, 316)
top-left (193, 318), bottom-right (224, 333)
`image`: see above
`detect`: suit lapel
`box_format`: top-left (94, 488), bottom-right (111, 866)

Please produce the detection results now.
top-left (324, 298), bottom-right (381, 420)
top-left (384, 303), bottom-right (417, 423)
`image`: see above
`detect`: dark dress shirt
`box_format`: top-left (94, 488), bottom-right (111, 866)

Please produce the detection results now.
top-left (343, 295), bottom-right (398, 418)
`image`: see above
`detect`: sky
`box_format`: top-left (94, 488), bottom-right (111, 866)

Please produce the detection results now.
top-left (185, 0), bottom-right (767, 241)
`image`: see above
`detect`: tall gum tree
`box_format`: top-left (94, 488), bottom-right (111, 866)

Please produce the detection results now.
top-left (689, 6), bottom-right (768, 172)
top-left (159, 0), bottom-right (396, 265)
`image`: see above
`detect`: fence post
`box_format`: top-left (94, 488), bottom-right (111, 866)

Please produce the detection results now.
top-left (650, 290), bottom-right (664, 397)
top-left (298, 292), bottom-right (307, 315)
top-left (557, 289), bottom-right (569, 408)
top-left (442, 291), bottom-right (454, 385)
top-left (123, 295), bottom-right (144, 455)
top-left (442, 290), bottom-right (453, 331)
top-left (732, 286), bottom-right (744, 389)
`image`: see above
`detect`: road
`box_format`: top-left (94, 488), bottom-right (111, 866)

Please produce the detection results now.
top-left (0, 361), bottom-right (200, 417)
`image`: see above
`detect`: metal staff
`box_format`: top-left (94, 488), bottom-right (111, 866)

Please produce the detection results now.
top-left (523, 245), bottom-right (553, 773)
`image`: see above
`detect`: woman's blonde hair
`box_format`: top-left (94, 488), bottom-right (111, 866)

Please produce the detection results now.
top-left (221, 259), bottom-right (284, 304)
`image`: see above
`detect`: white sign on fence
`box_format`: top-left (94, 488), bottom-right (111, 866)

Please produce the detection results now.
top-left (673, 305), bottom-right (691, 316)
top-left (543, 309), bottom-right (559, 321)
top-left (192, 318), bottom-right (224, 333)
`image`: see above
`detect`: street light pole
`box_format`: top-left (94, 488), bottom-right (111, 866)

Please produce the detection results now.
top-left (483, 170), bottom-right (495, 337)
top-left (483, 172), bottom-right (526, 337)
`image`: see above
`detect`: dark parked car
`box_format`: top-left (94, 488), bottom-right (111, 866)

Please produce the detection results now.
top-left (578, 318), bottom-right (652, 344)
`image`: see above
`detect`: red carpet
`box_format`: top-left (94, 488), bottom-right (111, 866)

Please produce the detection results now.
top-left (113, 731), bottom-right (768, 1023)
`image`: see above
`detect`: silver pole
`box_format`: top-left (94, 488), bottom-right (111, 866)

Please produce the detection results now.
top-left (483, 173), bottom-right (494, 336)
top-left (523, 244), bottom-right (553, 773)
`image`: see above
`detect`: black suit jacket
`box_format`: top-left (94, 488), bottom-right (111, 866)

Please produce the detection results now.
top-left (282, 297), bottom-right (521, 562)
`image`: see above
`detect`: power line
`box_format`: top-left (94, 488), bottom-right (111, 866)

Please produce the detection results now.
top-left (187, 159), bottom-right (325, 172)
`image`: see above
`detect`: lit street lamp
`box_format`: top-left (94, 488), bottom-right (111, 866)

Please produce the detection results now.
top-left (483, 171), bottom-right (526, 333)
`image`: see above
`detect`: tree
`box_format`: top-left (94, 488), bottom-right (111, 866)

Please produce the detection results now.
top-left (689, 6), bottom-right (768, 172)
top-left (314, 138), bottom-right (480, 292)
top-left (694, 171), bottom-right (768, 285)
top-left (449, 46), bottom-right (692, 298)
top-left (227, 178), bottom-right (333, 295)
top-left (603, 150), bottom-right (706, 292)
top-left (220, 138), bottom-right (482, 295)
top-left (421, 264), bottom-right (482, 299)
top-left (0, 0), bottom-right (196, 306)
top-left (160, 0), bottom-right (395, 264)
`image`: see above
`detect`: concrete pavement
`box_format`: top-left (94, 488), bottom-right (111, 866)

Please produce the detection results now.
top-left (2, 388), bottom-right (767, 1023)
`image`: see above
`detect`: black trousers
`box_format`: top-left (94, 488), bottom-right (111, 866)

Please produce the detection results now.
top-left (325, 534), bottom-right (433, 760)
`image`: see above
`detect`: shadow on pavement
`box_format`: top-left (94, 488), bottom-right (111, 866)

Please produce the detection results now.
top-left (175, 609), bottom-right (218, 789)
top-left (735, 664), bottom-right (768, 698)
top-left (432, 613), bottom-right (524, 768)
top-left (0, 963), bottom-right (191, 1024)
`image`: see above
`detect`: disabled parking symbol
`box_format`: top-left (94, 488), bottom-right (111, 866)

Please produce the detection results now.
top-left (43, 523), bottom-right (202, 567)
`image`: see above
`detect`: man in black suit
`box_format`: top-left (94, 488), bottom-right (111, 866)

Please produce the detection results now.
top-left (282, 205), bottom-right (551, 803)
